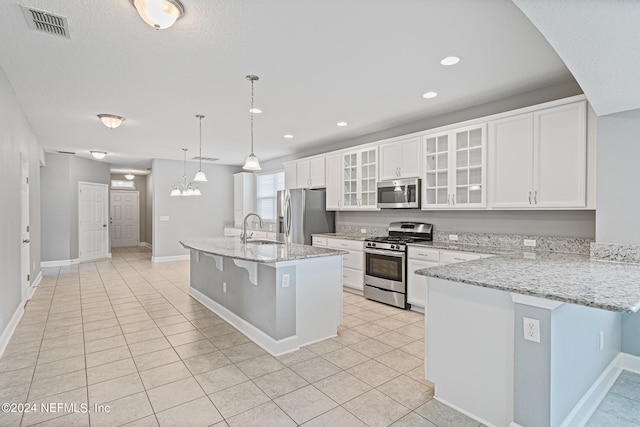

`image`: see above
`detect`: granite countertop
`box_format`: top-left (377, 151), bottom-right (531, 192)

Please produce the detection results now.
top-left (416, 251), bottom-right (640, 312)
top-left (311, 233), bottom-right (369, 241)
top-left (181, 237), bottom-right (347, 263)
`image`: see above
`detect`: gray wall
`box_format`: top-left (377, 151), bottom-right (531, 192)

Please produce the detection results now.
top-left (513, 303), bottom-right (621, 427)
top-left (41, 153), bottom-right (110, 261)
top-left (596, 109), bottom-right (640, 356)
top-left (151, 159), bottom-right (237, 258)
top-left (110, 173), bottom-right (149, 244)
top-left (0, 66), bottom-right (42, 339)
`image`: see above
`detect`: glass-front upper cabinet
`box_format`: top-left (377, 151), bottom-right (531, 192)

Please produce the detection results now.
top-left (422, 124), bottom-right (486, 209)
top-left (342, 147), bottom-right (378, 210)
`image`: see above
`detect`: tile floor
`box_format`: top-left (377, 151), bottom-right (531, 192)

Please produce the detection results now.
top-left (586, 370), bottom-right (640, 426)
top-left (0, 246), bottom-right (482, 427)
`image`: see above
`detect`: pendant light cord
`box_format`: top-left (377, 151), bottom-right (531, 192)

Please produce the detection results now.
top-left (197, 115), bottom-right (204, 170)
top-left (250, 79), bottom-right (255, 155)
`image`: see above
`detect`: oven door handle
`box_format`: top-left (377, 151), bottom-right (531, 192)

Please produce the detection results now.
top-left (364, 248), bottom-right (405, 258)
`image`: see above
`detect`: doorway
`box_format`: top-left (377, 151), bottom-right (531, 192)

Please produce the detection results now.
top-left (78, 182), bottom-right (108, 262)
top-left (21, 154), bottom-right (30, 303)
top-left (110, 190), bottom-right (140, 247)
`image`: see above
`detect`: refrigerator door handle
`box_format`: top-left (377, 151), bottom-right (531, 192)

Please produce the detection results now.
top-left (285, 193), bottom-right (292, 239)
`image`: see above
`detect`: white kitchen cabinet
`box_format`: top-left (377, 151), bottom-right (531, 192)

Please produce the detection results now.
top-left (312, 236), bottom-right (328, 246)
top-left (325, 153), bottom-right (342, 210)
top-left (423, 124), bottom-right (487, 209)
top-left (379, 137), bottom-right (421, 180)
top-left (326, 237), bottom-right (364, 291)
top-left (233, 172), bottom-right (255, 226)
top-left (439, 250), bottom-right (482, 264)
top-left (489, 100), bottom-right (587, 208)
top-left (342, 147), bottom-right (378, 210)
top-left (284, 163), bottom-right (297, 190)
top-left (407, 247), bottom-right (440, 308)
top-left (295, 157), bottom-right (326, 189)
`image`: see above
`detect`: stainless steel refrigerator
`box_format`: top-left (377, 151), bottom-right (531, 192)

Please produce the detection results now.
top-left (277, 189), bottom-right (335, 245)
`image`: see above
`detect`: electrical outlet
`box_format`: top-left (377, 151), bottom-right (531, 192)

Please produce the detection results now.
top-left (523, 317), bottom-right (541, 343)
top-left (524, 239), bottom-right (537, 247)
top-left (223, 282), bottom-right (227, 293)
top-left (361, 228), bottom-right (367, 234)
top-left (449, 234), bottom-right (459, 241)
top-left (600, 331), bottom-right (604, 350)
top-left (282, 274), bottom-right (290, 288)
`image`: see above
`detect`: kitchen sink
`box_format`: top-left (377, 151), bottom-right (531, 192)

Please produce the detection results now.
top-left (246, 239), bottom-right (284, 245)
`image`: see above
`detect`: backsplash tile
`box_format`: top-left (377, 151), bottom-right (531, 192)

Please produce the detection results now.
top-left (336, 225), bottom-right (387, 239)
top-left (433, 230), bottom-right (592, 255)
top-left (590, 242), bottom-right (640, 264)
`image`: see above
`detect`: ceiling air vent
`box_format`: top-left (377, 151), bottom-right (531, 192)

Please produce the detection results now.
top-left (21, 6), bottom-right (70, 38)
top-left (193, 156), bottom-right (218, 162)
top-left (57, 150), bottom-right (75, 155)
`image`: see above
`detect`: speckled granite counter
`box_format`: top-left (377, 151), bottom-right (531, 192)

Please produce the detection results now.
top-left (181, 237), bottom-right (347, 263)
top-left (416, 251), bottom-right (640, 312)
top-left (409, 241), bottom-right (517, 255)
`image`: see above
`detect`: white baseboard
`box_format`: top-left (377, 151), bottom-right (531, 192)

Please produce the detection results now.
top-left (41, 258), bottom-right (80, 268)
top-left (0, 303), bottom-right (25, 359)
top-left (151, 254), bottom-right (189, 263)
top-left (138, 242), bottom-right (152, 249)
top-left (434, 396), bottom-right (495, 427)
top-left (28, 271), bottom-right (42, 300)
top-left (107, 252), bottom-right (112, 259)
top-left (189, 287), bottom-right (299, 356)
top-left (619, 352), bottom-right (640, 374)
top-left (560, 353), bottom-right (624, 427)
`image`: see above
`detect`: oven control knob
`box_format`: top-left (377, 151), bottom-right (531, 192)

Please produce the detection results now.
top-left (371, 243), bottom-right (376, 247)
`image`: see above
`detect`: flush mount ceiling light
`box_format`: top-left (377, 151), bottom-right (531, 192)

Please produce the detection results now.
top-left (97, 114), bottom-right (125, 129)
top-left (283, 134), bottom-right (294, 139)
top-left (423, 91), bottom-right (438, 99)
top-left (124, 171), bottom-right (135, 180)
top-left (337, 121), bottom-right (348, 127)
top-left (243, 75), bottom-right (262, 171)
top-left (193, 114), bottom-right (207, 182)
top-left (90, 151), bottom-right (107, 160)
top-left (129, 0), bottom-right (185, 30)
top-left (440, 56), bottom-right (461, 66)
top-left (171, 148), bottom-right (201, 196)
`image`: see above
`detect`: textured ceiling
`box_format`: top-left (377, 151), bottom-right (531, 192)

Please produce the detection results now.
top-left (513, 0), bottom-right (640, 117)
top-left (0, 0), bottom-right (576, 171)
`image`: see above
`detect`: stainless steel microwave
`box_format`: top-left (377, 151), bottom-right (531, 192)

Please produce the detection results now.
top-left (377, 178), bottom-right (420, 208)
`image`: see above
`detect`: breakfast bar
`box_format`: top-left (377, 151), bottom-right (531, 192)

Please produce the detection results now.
top-left (180, 237), bottom-right (347, 356)
top-left (416, 252), bottom-right (640, 427)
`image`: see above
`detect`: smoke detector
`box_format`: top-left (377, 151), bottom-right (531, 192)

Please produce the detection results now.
top-left (21, 6), bottom-right (70, 38)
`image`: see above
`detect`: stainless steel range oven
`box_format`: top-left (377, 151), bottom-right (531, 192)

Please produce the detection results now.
top-left (364, 222), bottom-right (433, 309)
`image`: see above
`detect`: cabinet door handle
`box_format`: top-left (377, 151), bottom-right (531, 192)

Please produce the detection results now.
top-left (528, 191), bottom-right (532, 204)
top-left (534, 191), bottom-right (538, 204)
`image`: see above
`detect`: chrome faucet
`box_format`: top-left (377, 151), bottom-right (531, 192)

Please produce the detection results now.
top-left (241, 212), bottom-right (263, 244)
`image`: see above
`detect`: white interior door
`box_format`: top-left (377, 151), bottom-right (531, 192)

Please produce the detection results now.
top-left (110, 190), bottom-right (139, 247)
top-left (79, 182), bottom-right (108, 262)
top-left (21, 154), bottom-right (30, 303)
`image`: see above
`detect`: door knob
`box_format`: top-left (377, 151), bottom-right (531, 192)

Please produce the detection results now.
top-left (23, 239), bottom-right (30, 243)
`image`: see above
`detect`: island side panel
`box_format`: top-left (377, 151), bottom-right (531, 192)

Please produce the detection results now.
top-left (426, 277), bottom-right (515, 427)
top-left (189, 251), bottom-right (296, 341)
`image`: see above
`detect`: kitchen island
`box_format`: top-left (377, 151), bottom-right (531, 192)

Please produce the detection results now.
top-left (416, 252), bottom-right (640, 427)
top-left (180, 237), bottom-right (347, 356)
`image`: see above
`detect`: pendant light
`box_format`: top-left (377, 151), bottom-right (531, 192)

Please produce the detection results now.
top-left (170, 148), bottom-right (200, 196)
top-left (193, 114), bottom-right (207, 182)
top-left (243, 75), bottom-right (262, 171)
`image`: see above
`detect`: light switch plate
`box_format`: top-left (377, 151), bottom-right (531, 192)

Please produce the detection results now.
top-left (160, 216), bottom-right (170, 221)
top-left (449, 234), bottom-right (459, 241)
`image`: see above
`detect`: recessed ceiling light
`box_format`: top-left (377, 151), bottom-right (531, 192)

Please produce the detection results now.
top-left (337, 122), bottom-right (348, 127)
top-left (249, 108), bottom-right (262, 114)
top-left (283, 134), bottom-right (294, 139)
top-left (440, 56), bottom-right (461, 66)
top-left (422, 91), bottom-right (438, 99)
